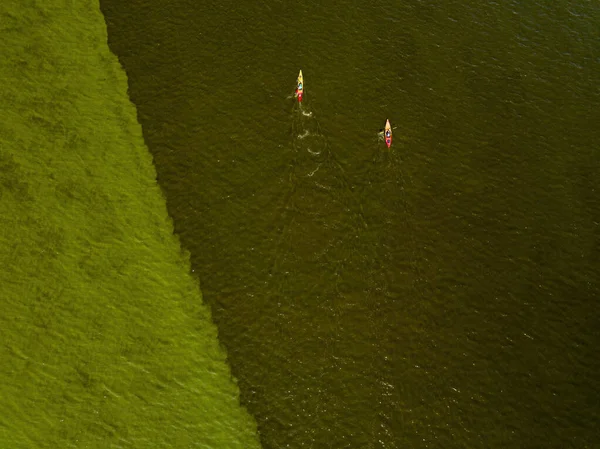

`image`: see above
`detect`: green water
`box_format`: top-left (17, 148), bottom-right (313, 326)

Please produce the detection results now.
top-left (0, 1), bottom-right (260, 447)
top-left (99, 0), bottom-right (599, 447)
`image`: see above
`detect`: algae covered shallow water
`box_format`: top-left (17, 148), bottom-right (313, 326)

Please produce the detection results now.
top-left (0, 1), bottom-right (261, 447)
top-left (99, 0), bottom-right (600, 447)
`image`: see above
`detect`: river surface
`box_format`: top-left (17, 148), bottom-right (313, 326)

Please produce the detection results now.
top-left (100, 0), bottom-right (599, 447)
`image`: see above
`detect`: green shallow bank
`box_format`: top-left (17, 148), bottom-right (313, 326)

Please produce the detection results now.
top-left (0, 1), bottom-right (261, 448)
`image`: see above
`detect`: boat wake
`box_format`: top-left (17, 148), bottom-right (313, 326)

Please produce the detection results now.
top-left (298, 130), bottom-right (310, 139)
top-left (288, 101), bottom-right (338, 188)
top-left (291, 103), bottom-right (327, 157)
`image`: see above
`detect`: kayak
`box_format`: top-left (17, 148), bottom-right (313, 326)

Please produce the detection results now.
top-left (296, 70), bottom-right (304, 103)
top-left (384, 119), bottom-right (392, 148)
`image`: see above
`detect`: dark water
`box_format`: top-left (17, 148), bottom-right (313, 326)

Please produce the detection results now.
top-left (100, 0), bottom-right (599, 447)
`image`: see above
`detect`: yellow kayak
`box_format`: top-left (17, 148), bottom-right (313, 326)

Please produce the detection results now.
top-left (296, 70), bottom-right (304, 102)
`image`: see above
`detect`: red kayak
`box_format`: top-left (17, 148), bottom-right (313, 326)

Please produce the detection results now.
top-left (384, 119), bottom-right (392, 148)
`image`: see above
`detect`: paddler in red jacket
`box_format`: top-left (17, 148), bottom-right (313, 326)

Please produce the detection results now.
top-left (295, 81), bottom-right (303, 102)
